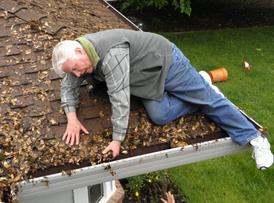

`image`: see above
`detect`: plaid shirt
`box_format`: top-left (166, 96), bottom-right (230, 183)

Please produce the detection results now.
top-left (60, 43), bottom-right (130, 141)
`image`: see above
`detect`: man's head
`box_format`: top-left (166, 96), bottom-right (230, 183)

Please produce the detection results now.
top-left (52, 40), bottom-right (93, 78)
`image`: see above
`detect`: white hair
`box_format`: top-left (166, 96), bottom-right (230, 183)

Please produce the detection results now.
top-left (51, 40), bottom-right (82, 77)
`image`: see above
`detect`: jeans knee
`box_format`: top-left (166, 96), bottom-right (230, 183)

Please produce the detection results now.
top-left (148, 112), bottom-right (168, 125)
top-left (143, 99), bottom-right (170, 125)
top-left (153, 117), bottom-right (168, 125)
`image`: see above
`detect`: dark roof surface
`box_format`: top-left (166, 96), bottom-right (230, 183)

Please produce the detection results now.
top-left (0, 0), bottom-right (131, 142)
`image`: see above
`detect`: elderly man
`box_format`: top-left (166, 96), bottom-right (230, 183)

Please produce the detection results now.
top-left (52, 29), bottom-right (273, 169)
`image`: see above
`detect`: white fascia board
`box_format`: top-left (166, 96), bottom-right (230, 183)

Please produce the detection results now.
top-left (17, 137), bottom-right (249, 201)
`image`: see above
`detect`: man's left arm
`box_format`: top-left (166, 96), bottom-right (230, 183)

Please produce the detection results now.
top-left (101, 44), bottom-right (130, 158)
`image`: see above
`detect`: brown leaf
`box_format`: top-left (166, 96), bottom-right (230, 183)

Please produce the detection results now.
top-left (243, 60), bottom-right (252, 71)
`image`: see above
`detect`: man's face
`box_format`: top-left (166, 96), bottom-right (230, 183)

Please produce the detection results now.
top-left (62, 48), bottom-right (93, 77)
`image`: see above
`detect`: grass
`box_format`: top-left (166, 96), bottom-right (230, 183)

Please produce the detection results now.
top-left (162, 26), bottom-right (274, 203)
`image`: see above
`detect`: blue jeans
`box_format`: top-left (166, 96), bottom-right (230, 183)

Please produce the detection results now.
top-left (142, 44), bottom-right (260, 145)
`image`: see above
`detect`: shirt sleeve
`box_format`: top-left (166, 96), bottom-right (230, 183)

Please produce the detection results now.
top-left (60, 73), bottom-right (84, 113)
top-left (101, 43), bottom-right (130, 142)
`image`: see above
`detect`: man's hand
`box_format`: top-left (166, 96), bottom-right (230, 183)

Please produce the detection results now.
top-left (161, 191), bottom-right (175, 203)
top-left (103, 140), bottom-right (121, 158)
top-left (63, 112), bottom-right (89, 145)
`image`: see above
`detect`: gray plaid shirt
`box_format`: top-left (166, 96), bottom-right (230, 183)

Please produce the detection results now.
top-left (61, 43), bottom-right (130, 141)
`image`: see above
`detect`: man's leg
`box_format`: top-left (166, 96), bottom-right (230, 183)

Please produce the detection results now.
top-left (199, 70), bottom-right (224, 97)
top-left (166, 44), bottom-right (258, 145)
top-left (165, 44), bottom-right (273, 169)
top-left (143, 70), bottom-right (222, 125)
top-left (143, 92), bottom-right (198, 125)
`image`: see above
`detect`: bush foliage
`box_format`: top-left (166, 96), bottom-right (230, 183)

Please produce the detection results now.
top-left (119, 0), bottom-right (192, 16)
top-left (117, 0), bottom-right (260, 16)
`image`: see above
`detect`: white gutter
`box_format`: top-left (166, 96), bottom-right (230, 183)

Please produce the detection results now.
top-left (17, 137), bottom-right (249, 201)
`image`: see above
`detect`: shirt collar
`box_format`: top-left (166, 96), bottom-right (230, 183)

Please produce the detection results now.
top-left (76, 36), bottom-right (100, 69)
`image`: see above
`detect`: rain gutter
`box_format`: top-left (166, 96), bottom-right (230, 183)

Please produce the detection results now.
top-left (17, 136), bottom-right (250, 201)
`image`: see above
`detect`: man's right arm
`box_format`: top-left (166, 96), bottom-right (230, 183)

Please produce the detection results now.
top-left (60, 74), bottom-right (88, 145)
top-left (60, 73), bottom-right (83, 113)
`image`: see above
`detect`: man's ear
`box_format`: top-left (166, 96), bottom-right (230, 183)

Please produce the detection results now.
top-left (74, 47), bottom-right (83, 54)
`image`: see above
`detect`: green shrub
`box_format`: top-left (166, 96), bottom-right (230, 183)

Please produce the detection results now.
top-left (119, 0), bottom-right (192, 16)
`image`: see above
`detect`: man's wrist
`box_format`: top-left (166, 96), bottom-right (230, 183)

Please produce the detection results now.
top-left (66, 111), bottom-right (78, 122)
top-left (112, 140), bottom-right (121, 145)
top-left (64, 106), bottom-right (76, 114)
